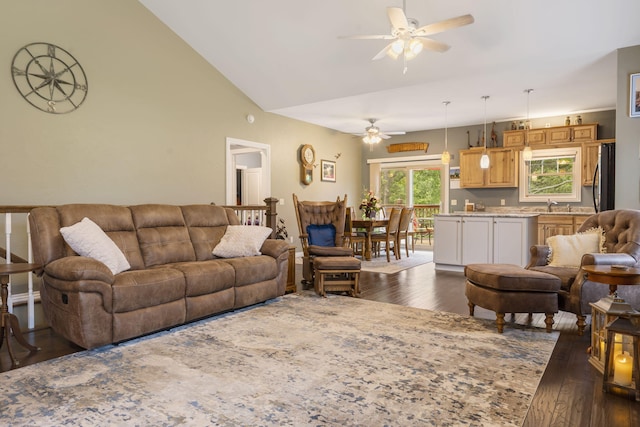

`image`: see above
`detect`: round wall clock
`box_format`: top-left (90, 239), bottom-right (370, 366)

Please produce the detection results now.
top-left (11, 42), bottom-right (88, 114)
top-left (300, 144), bottom-right (316, 168)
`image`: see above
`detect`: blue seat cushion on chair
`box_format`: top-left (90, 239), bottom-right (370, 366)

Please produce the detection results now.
top-left (307, 224), bottom-right (336, 247)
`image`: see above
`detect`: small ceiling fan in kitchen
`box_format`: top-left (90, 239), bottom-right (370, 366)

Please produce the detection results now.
top-left (339, 1), bottom-right (474, 73)
top-left (357, 118), bottom-right (405, 147)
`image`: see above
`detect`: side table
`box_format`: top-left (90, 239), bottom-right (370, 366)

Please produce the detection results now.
top-left (0, 263), bottom-right (41, 367)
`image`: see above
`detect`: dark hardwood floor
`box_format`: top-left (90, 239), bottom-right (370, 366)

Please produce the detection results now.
top-left (2, 256), bottom-right (639, 426)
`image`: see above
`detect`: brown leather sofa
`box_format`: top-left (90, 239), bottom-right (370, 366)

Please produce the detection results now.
top-left (29, 204), bottom-right (290, 349)
top-left (527, 209), bottom-right (640, 334)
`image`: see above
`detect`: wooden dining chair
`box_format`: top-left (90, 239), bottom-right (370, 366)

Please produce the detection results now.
top-left (371, 208), bottom-right (401, 262)
top-left (396, 207), bottom-right (414, 259)
top-left (344, 207), bottom-right (366, 258)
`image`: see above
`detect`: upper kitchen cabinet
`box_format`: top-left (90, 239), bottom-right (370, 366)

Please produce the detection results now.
top-left (503, 129), bottom-right (546, 148)
top-left (459, 147), bottom-right (518, 188)
top-left (503, 123), bottom-right (597, 147)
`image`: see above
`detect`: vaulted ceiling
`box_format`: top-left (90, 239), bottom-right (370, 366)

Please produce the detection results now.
top-left (140, 0), bottom-right (640, 137)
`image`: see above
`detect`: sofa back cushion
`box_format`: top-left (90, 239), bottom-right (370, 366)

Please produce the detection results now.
top-left (130, 204), bottom-right (196, 267)
top-left (58, 204), bottom-right (145, 270)
top-left (181, 205), bottom-right (232, 261)
top-left (578, 209), bottom-right (640, 264)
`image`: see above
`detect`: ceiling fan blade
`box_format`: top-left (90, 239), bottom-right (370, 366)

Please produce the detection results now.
top-left (338, 34), bottom-right (395, 40)
top-left (372, 42), bottom-right (395, 60)
top-left (415, 37), bottom-right (450, 53)
top-left (387, 7), bottom-right (409, 30)
top-left (380, 133), bottom-right (392, 140)
top-left (414, 14), bottom-right (474, 37)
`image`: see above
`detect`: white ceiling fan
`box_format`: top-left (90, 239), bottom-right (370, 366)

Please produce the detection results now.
top-left (340, 1), bottom-right (474, 73)
top-left (358, 118), bottom-right (405, 146)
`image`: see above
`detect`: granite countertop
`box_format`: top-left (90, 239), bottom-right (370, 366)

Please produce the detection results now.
top-left (438, 212), bottom-right (540, 218)
top-left (438, 207), bottom-right (595, 217)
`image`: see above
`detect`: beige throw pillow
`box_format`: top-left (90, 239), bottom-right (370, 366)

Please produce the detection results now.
top-left (547, 233), bottom-right (601, 268)
top-left (212, 225), bottom-right (272, 258)
top-left (60, 217), bottom-right (131, 274)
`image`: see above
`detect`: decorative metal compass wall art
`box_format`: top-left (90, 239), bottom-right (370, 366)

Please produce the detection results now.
top-left (11, 42), bottom-right (88, 114)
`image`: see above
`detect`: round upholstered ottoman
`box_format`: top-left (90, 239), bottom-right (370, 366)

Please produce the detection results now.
top-left (464, 263), bottom-right (561, 333)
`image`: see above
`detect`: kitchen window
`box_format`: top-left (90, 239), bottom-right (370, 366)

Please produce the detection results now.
top-left (519, 147), bottom-right (581, 202)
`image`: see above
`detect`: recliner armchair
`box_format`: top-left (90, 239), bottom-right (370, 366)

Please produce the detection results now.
top-left (527, 209), bottom-right (640, 335)
top-left (293, 194), bottom-right (353, 286)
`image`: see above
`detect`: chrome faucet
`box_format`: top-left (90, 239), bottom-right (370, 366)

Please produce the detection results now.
top-left (547, 199), bottom-right (558, 212)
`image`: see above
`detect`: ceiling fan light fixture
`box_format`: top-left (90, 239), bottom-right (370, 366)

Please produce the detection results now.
top-left (408, 38), bottom-right (423, 55)
top-left (386, 39), bottom-right (404, 59)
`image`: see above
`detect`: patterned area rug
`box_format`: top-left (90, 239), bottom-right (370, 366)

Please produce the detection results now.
top-left (0, 294), bottom-right (558, 426)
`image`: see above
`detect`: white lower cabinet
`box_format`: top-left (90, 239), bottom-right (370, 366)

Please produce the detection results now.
top-left (434, 215), bottom-right (537, 271)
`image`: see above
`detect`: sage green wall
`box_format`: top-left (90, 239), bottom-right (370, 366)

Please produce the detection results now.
top-left (0, 0), bottom-right (361, 251)
top-left (616, 46), bottom-right (640, 210)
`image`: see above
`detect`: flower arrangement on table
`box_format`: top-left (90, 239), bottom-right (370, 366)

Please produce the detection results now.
top-left (359, 190), bottom-right (381, 219)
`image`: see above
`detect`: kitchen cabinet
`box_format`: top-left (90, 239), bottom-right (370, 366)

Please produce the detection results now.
top-left (487, 148), bottom-right (518, 187)
top-left (546, 126), bottom-right (574, 144)
top-left (459, 148), bottom-right (517, 188)
top-left (434, 214), bottom-right (537, 271)
top-left (537, 214), bottom-right (593, 245)
top-left (433, 215), bottom-right (462, 266)
top-left (459, 148), bottom-right (485, 187)
top-left (461, 216), bottom-right (493, 265)
top-left (503, 123), bottom-right (597, 147)
top-left (493, 216), bottom-right (538, 266)
top-left (572, 124), bottom-right (598, 142)
top-left (503, 129), bottom-right (546, 148)
top-left (582, 142), bottom-right (601, 186)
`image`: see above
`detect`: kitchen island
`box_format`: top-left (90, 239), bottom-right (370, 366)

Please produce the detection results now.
top-left (434, 213), bottom-right (539, 272)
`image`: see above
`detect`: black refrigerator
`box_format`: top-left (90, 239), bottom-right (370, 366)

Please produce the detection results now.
top-left (592, 142), bottom-right (615, 212)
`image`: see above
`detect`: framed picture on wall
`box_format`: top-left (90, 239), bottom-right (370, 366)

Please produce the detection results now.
top-left (630, 73), bottom-right (640, 117)
top-left (321, 160), bottom-right (336, 182)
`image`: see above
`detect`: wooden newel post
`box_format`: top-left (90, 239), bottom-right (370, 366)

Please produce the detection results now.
top-left (264, 197), bottom-right (279, 239)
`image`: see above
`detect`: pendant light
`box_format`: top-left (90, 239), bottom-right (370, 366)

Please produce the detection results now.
top-left (441, 101), bottom-right (451, 164)
top-left (522, 89), bottom-right (534, 161)
top-left (480, 96), bottom-right (490, 169)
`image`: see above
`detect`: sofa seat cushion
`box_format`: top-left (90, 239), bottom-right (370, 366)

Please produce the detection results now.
top-left (528, 265), bottom-right (579, 292)
top-left (464, 263), bottom-right (561, 293)
top-left (223, 255), bottom-right (277, 286)
top-left (170, 260), bottom-right (235, 297)
top-left (112, 268), bottom-right (186, 313)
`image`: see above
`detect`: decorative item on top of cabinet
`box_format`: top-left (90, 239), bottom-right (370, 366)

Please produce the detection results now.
top-left (459, 147), bottom-right (518, 188)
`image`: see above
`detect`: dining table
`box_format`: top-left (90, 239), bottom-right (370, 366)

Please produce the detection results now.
top-left (351, 218), bottom-right (389, 261)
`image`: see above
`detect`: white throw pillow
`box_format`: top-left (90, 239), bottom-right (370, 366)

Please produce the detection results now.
top-left (580, 226), bottom-right (607, 253)
top-left (60, 217), bottom-right (131, 274)
top-left (547, 232), bottom-right (601, 268)
top-left (212, 225), bottom-right (272, 258)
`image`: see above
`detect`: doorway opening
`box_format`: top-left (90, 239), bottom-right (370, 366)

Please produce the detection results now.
top-left (225, 137), bottom-right (271, 205)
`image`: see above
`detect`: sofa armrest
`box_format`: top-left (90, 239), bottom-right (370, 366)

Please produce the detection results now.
top-left (260, 239), bottom-right (290, 259)
top-left (580, 252), bottom-right (638, 267)
top-left (526, 245), bottom-right (551, 268)
top-left (45, 256), bottom-right (115, 284)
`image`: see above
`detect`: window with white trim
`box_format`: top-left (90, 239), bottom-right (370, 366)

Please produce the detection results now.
top-left (519, 147), bottom-right (581, 202)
